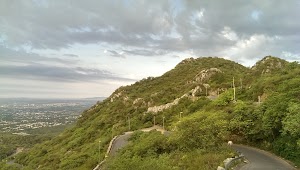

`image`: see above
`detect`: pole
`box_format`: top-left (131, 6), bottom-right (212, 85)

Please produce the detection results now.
top-left (163, 116), bottom-right (165, 130)
top-left (240, 78), bottom-right (243, 89)
top-left (233, 77), bottom-right (236, 101)
top-left (99, 140), bottom-right (101, 164)
top-left (111, 126), bottom-right (113, 139)
top-left (153, 115), bottom-right (156, 126)
top-left (128, 116), bottom-right (131, 131)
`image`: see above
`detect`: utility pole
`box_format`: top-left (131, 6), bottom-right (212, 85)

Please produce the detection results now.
top-left (233, 77), bottom-right (236, 102)
top-left (203, 84), bottom-right (209, 97)
top-left (240, 78), bottom-right (243, 89)
top-left (128, 115), bottom-right (131, 131)
top-left (99, 140), bottom-right (101, 164)
top-left (163, 116), bottom-right (165, 130)
top-left (111, 126), bottom-right (114, 139)
top-left (179, 112), bottom-right (182, 120)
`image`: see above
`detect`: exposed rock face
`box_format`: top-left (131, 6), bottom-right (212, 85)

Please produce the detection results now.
top-left (147, 86), bottom-right (201, 113)
top-left (123, 96), bottom-right (129, 102)
top-left (110, 91), bottom-right (123, 102)
top-left (133, 98), bottom-right (147, 107)
top-left (147, 67), bottom-right (228, 113)
top-left (251, 56), bottom-right (286, 74)
top-left (133, 98), bottom-right (143, 105)
top-left (109, 90), bottom-right (130, 103)
top-left (177, 57), bottom-right (195, 65)
top-left (147, 94), bottom-right (187, 113)
top-left (195, 68), bottom-right (222, 83)
top-left (191, 86), bottom-right (201, 97)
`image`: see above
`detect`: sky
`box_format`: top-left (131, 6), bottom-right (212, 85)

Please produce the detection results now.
top-left (1, 0), bottom-right (300, 98)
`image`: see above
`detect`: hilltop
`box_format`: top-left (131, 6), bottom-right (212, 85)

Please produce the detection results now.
top-left (2, 56), bottom-right (299, 169)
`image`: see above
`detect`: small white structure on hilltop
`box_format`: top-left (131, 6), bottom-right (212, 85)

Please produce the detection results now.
top-left (228, 141), bottom-right (233, 146)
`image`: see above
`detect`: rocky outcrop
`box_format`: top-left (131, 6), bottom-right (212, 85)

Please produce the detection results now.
top-left (133, 98), bottom-right (143, 105)
top-left (195, 68), bottom-right (222, 83)
top-left (147, 96), bottom-right (184, 113)
top-left (133, 98), bottom-right (147, 107)
top-left (110, 91), bottom-right (123, 102)
top-left (147, 86), bottom-right (201, 113)
top-left (110, 91), bottom-right (129, 103)
top-left (191, 86), bottom-right (202, 97)
top-left (251, 56), bottom-right (287, 74)
top-left (178, 57), bottom-right (195, 65)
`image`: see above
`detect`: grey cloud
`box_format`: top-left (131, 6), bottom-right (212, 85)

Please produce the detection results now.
top-left (0, 0), bottom-right (300, 62)
top-left (0, 63), bottom-right (135, 82)
top-left (123, 49), bottom-right (168, 56)
top-left (63, 54), bottom-right (78, 57)
top-left (107, 50), bottom-right (126, 58)
top-left (0, 45), bottom-right (78, 65)
top-left (0, 0), bottom-right (173, 49)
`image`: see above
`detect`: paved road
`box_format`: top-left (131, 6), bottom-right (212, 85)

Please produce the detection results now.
top-left (232, 144), bottom-right (295, 170)
top-left (110, 126), bottom-right (166, 156)
top-left (110, 132), bottom-right (133, 156)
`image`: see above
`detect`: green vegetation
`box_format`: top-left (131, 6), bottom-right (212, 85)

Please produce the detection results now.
top-left (5, 56), bottom-right (300, 169)
top-left (104, 125), bottom-right (233, 170)
top-left (0, 133), bottom-right (51, 160)
top-left (0, 133), bottom-right (55, 170)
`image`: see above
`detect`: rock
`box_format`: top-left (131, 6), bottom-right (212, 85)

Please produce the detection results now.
top-left (217, 166), bottom-right (225, 170)
top-left (133, 98), bottom-right (144, 105)
top-left (195, 68), bottom-right (222, 83)
top-left (147, 86), bottom-right (199, 113)
top-left (223, 158), bottom-right (233, 165)
top-left (110, 91), bottom-right (124, 102)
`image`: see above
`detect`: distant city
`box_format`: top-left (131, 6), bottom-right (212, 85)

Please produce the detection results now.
top-left (0, 98), bottom-right (105, 133)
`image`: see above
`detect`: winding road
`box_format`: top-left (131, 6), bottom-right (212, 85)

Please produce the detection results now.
top-left (110, 132), bottom-right (133, 156)
top-left (96, 127), bottom-right (297, 170)
top-left (110, 125), bottom-right (165, 156)
top-left (232, 144), bottom-right (296, 170)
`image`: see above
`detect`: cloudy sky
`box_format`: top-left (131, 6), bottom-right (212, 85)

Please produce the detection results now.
top-left (1, 0), bottom-right (300, 98)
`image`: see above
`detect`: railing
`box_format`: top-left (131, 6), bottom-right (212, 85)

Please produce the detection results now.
top-left (92, 126), bottom-right (165, 170)
top-left (93, 135), bottom-right (119, 170)
top-left (217, 152), bottom-right (244, 170)
top-left (224, 154), bottom-right (244, 170)
top-left (105, 135), bottom-right (118, 157)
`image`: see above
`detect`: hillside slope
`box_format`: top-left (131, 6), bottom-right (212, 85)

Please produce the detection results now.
top-left (3, 56), bottom-right (299, 169)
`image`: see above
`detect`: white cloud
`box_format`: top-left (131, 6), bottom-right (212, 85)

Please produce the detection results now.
top-left (220, 34), bottom-right (281, 65)
top-left (281, 51), bottom-right (300, 61)
top-left (221, 26), bottom-right (238, 41)
top-left (196, 9), bottom-right (205, 21)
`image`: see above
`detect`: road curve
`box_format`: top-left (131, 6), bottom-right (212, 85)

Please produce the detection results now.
top-left (110, 125), bottom-right (165, 156)
top-left (232, 144), bottom-right (296, 170)
top-left (110, 132), bottom-right (133, 156)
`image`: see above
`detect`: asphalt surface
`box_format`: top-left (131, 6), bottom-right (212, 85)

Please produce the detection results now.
top-left (232, 144), bottom-right (296, 170)
top-left (109, 126), bottom-right (166, 156)
top-left (109, 132), bottom-right (133, 156)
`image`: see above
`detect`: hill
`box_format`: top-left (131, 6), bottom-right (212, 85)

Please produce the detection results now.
top-left (2, 56), bottom-right (300, 169)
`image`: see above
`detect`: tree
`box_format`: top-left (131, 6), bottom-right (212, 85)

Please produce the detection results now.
top-left (282, 103), bottom-right (300, 137)
top-left (171, 111), bottom-right (228, 151)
